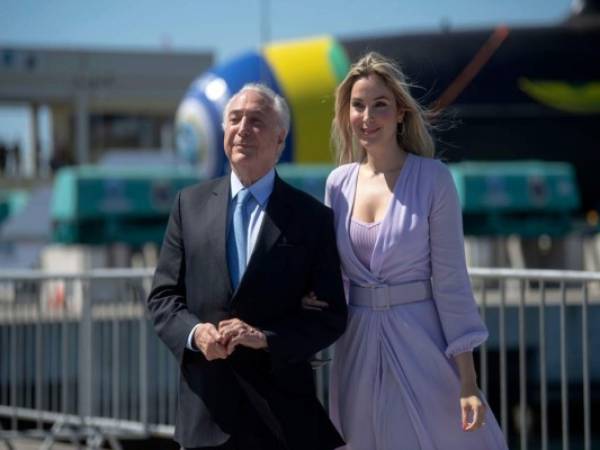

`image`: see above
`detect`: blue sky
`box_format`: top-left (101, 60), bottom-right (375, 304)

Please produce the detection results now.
top-left (1, 0), bottom-right (572, 60)
top-left (0, 0), bottom-right (572, 168)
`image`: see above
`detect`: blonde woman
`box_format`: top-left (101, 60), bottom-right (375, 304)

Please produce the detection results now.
top-left (304, 52), bottom-right (507, 449)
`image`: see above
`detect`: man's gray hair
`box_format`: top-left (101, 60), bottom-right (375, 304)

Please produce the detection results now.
top-left (222, 83), bottom-right (291, 138)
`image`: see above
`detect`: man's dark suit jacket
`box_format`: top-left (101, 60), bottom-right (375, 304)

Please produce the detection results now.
top-left (147, 173), bottom-right (347, 450)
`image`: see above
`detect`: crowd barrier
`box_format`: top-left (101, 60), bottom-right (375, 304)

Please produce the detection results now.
top-left (0, 268), bottom-right (598, 450)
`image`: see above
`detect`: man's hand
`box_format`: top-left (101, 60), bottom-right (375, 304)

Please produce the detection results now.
top-left (193, 323), bottom-right (228, 361)
top-left (218, 318), bottom-right (268, 354)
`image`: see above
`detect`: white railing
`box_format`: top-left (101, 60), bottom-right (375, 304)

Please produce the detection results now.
top-left (470, 268), bottom-right (600, 450)
top-left (0, 269), bottom-right (161, 450)
top-left (0, 268), bottom-right (598, 450)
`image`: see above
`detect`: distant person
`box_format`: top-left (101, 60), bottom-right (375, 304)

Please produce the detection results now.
top-left (303, 52), bottom-right (507, 449)
top-left (12, 142), bottom-right (21, 177)
top-left (50, 145), bottom-right (73, 173)
top-left (147, 83), bottom-right (347, 450)
top-left (0, 142), bottom-right (6, 175)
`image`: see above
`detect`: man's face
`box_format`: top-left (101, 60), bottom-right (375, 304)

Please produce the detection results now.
top-left (223, 90), bottom-right (285, 184)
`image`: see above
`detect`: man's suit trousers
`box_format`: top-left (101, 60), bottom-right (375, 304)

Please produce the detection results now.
top-left (184, 399), bottom-right (284, 450)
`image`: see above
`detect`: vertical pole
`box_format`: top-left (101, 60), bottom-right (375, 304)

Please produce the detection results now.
top-left (29, 103), bottom-right (39, 177)
top-left (499, 279), bottom-right (508, 440)
top-left (112, 315), bottom-right (120, 421)
top-left (559, 281), bottom-right (569, 450)
top-left (10, 290), bottom-right (18, 430)
top-left (137, 282), bottom-right (149, 434)
top-left (62, 281), bottom-right (70, 415)
top-left (259, 0), bottom-right (271, 83)
top-left (582, 283), bottom-right (590, 450)
top-left (518, 279), bottom-right (527, 450)
top-left (79, 279), bottom-right (93, 421)
top-left (539, 281), bottom-right (548, 450)
top-left (75, 92), bottom-right (90, 165)
top-left (35, 291), bottom-right (43, 429)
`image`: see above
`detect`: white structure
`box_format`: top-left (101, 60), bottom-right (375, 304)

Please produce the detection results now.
top-left (0, 46), bottom-right (213, 173)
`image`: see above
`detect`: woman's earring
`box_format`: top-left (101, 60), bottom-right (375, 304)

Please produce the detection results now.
top-left (397, 121), bottom-right (405, 136)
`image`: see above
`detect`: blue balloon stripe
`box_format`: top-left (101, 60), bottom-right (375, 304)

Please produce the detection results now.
top-left (177, 51), bottom-right (295, 176)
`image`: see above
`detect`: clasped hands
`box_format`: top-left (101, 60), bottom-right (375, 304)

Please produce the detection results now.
top-left (193, 319), bottom-right (267, 361)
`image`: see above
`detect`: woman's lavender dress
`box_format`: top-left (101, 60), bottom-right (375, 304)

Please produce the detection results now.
top-left (325, 153), bottom-right (507, 450)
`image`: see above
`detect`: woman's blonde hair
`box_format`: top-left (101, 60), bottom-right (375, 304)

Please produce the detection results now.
top-left (332, 52), bottom-right (435, 164)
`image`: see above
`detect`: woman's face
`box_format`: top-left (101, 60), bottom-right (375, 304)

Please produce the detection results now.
top-left (349, 74), bottom-right (404, 151)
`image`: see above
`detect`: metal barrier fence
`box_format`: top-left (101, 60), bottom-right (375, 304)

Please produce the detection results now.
top-left (0, 268), bottom-right (598, 450)
top-left (0, 269), bottom-right (162, 450)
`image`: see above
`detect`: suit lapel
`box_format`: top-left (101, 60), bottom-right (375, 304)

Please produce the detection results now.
top-left (203, 177), bottom-right (233, 295)
top-left (235, 175), bottom-right (291, 295)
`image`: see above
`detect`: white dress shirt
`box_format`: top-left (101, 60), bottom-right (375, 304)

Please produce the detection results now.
top-left (187, 168), bottom-right (276, 351)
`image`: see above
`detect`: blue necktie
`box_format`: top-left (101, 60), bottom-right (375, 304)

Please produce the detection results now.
top-left (228, 188), bottom-right (252, 289)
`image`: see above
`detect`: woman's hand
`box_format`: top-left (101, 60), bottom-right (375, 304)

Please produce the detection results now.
top-left (460, 383), bottom-right (486, 432)
top-left (301, 291), bottom-right (329, 311)
top-left (454, 351), bottom-right (486, 432)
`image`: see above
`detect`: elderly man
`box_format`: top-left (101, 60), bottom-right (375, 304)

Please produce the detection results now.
top-left (147, 84), bottom-right (347, 450)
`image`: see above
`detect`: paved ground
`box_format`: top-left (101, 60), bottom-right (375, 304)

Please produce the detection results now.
top-left (2, 438), bottom-right (79, 449)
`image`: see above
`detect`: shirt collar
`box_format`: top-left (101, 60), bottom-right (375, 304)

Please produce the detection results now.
top-left (230, 168), bottom-right (275, 207)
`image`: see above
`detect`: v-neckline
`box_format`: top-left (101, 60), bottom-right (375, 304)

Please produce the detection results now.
top-left (345, 153), bottom-right (413, 278)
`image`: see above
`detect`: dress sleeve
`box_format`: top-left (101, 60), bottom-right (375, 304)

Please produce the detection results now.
top-left (324, 169), bottom-right (337, 208)
top-left (324, 167), bottom-right (350, 300)
top-left (429, 162), bottom-right (488, 357)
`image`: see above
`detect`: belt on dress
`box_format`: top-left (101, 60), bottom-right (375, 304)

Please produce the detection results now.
top-left (349, 280), bottom-right (432, 310)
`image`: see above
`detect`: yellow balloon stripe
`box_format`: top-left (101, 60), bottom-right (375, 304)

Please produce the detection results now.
top-left (264, 37), bottom-right (346, 163)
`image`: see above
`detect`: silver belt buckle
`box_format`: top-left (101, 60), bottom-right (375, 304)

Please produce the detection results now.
top-left (371, 285), bottom-right (390, 311)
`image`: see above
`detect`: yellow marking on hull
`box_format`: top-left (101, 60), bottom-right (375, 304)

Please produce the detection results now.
top-left (519, 78), bottom-right (600, 114)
